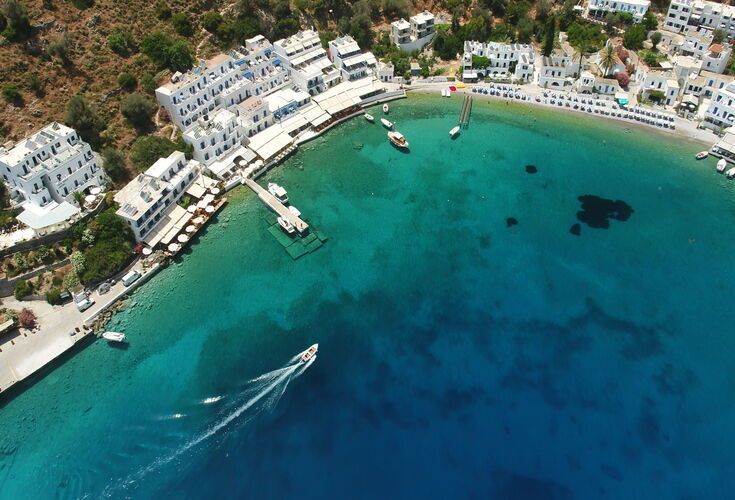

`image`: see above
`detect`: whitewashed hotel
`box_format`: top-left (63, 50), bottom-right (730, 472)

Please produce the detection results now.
top-left (390, 11), bottom-right (436, 52)
top-left (328, 35), bottom-right (378, 82)
top-left (665, 0), bottom-right (735, 40)
top-left (704, 81), bottom-right (735, 129)
top-left (115, 151), bottom-right (200, 242)
top-left (462, 41), bottom-right (535, 82)
top-left (273, 30), bottom-right (341, 96)
top-left (538, 48), bottom-right (576, 88)
top-left (221, 35), bottom-right (290, 105)
top-left (183, 109), bottom-right (243, 167)
top-left (0, 122), bottom-right (105, 231)
top-left (636, 65), bottom-right (681, 106)
top-left (586, 0), bottom-right (650, 23)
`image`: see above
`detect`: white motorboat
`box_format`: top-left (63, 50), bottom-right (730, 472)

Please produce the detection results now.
top-left (449, 126), bottom-right (460, 138)
top-left (727, 167), bottom-right (735, 179)
top-left (696, 151), bottom-right (709, 160)
top-left (267, 182), bottom-right (289, 203)
top-left (380, 118), bottom-right (393, 129)
top-left (300, 343), bottom-right (318, 362)
top-left (445, 88), bottom-right (451, 97)
top-left (441, 88), bottom-right (447, 97)
top-left (102, 331), bottom-right (126, 343)
top-left (364, 113), bottom-right (374, 123)
top-left (277, 216), bottom-right (296, 234)
top-left (288, 205), bottom-right (301, 217)
top-left (388, 131), bottom-right (409, 150)
top-left (717, 158), bottom-right (728, 173)
top-left (383, 103), bottom-right (389, 114)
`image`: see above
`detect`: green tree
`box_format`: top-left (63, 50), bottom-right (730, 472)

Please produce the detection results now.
top-left (14, 280), bottom-right (33, 300)
top-left (623, 24), bottom-right (646, 50)
top-left (172, 12), bottom-right (194, 37)
top-left (101, 147), bottom-right (127, 182)
top-left (46, 289), bottom-right (63, 305)
top-left (713, 28), bottom-right (726, 44)
top-left (117, 72), bottom-right (137, 90)
top-left (650, 31), bottom-right (662, 50)
top-left (129, 135), bottom-right (180, 171)
top-left (599, 42), bottom-right (617, 76)
top-left (155, 0), bottom-right (171, 19)
top-left (71, 0), bottom-right (93, 8)
top-left (120, 93), bottom-right (157, 128)
top-left (202, 11), bottom-right (223, 33)
top-left (2, 0), bottom-right (32, 41)
top-left (542, 15), bottom-right (556, 57)
top-left (26, 72), bottom-right (43, 95)
top-left (141, 32), bottom-right (194, 72)
top-left (108, 29), bottom-right (137, 57)
top-left (641, 10), bottom-right (657, 31)
top-left (140, 73), bottom-right (158, 94)
top-left (471, 55), bottom-right (490, 68)
top-left (64, 95), bottom-right (105, 147)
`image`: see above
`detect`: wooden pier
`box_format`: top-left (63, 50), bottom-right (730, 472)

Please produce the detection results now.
top-left (459, 94), bottom-right (473, 128)
top-left (242, 177), bottom-right (309, 234)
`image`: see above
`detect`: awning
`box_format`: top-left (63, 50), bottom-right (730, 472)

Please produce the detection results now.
top-left (17, 201), bottom-right (80, 230)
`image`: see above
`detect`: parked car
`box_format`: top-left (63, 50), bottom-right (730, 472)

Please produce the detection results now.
top-left (121, 270), bottom-right (141, 287)
top-left (98, 282), bottom-right (111, 295)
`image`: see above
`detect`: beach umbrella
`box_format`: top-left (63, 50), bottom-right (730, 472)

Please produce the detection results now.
top-left (210, 187), bottom-right (221, 195)
top-left (142, 247), bottom-right (152, 256)
top-left (177, 234), bottom-right (189, 243)
top-left (90, 187), bottom-right (102, 195)
top-left (187, 205), bottom-right (197, 213)
top-left (84, 195), bottom-right (96, 204)
top-left (167, 243), bottom-right (180, 252)
top-left (185, 225), bottom-right (196, 233)
top-left (193, 216), bottom-right (205, 225)
top-left (205, 205), bottom-right (215, 214)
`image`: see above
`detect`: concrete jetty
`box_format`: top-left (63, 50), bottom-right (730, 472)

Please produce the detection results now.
top-left (242, 177), bottom-right (309, 234)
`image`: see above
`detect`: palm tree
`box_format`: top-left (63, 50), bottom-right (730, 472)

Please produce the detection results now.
top-left (600, 42), bottom-right (618, 77)
top-left (572, 38), bottom-right (591, 77)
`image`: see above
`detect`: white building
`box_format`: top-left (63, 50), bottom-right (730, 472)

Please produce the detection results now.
top-left (223, 35), bottom-right (290, 104)
top-left (462, 41), bottom-right (536, 82)
top-left (377, 61), bottom-right (395, 82)
top-left (390, 11), bottom-right (436, 52)
top-left (114, 151), bottom-right (200, 242)
top-left (273, 29), bottom-right (341, 96)
top-left (538, 49), bottom-right (576, 88)
top-left (704, 81), bottom-right (735, 129)
top-left (586, 0), bottom-right (651, 23)
top-left (702, 43), bottom-right (731, 73)
top-left (593, 77), bottom-right (621, 95)
top-left (155, 54), bottom-right (242, 130)
top-left (328, 35), bottom-right (378, 82)
top-left (233, 96), bottom-right (273, 138)
top-left (576, 71), bottom-right (597, 93)
top-left (665, 0), bottom-right (735, 40)
top-left (0, 122), bottom-right (105, 229)
top-left (183, 108), bottom-right (243, 167)
top-left (636, 65), bottom-right (681, 106)
top-left (700, 70), bottom-right (735, 96)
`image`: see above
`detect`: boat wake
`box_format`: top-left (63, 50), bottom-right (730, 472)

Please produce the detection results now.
top-left (104, 351), bottom-right (316, 496)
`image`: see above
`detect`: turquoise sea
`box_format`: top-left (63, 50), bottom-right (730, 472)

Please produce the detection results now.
top-left (2, 94), bottom-right (735, 499)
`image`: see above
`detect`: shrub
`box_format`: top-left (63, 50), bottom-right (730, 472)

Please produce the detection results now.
top-left (46, 289), bottom-right (62, 305)
top-left (108, 29), bottom-right (137, 57)
top-left (650, 31), bottom-right (662, 50)
top-left (117, 72), bottom-right (137, 90)
top-left (130, 135), bottom-right (180, 171)
top-left (623, 24), bottom-right (646, 50)
top-left (202, 11), bottom-right (223, 33)
top-left (2, 0), bottom-right (32, 41)
top-left (18, 308), bottom-right (36, 328)
top-left (120, 93), bottom-right (157, 128)
top-left (26, 72), bottom-right (43, 94)
top-left (65, 95), bottom-right (105, 146)
top-left (2, 84), bottom-right (22, 105)
top-left (615, 72), bottom-right (630, 88)
top-left (155, 0), bottom-right (171, 20)
top-left (47, 33), bottom-right (74, 65)
top-left (70, 250), bottom-right (86, 275)
top-left (141, 32), bottom-right (194, 72)
top-left (101, 147), bottom-right (127, 182)
top-left (172, 12), bottom-right (194, 37)
top-left (140, 73), bottom-right (157, 94)
top-left (14, 280), bottom-right (33, 300)
top-left (71, 0), bottom-right (93, 8)
top-left (79, 209), bottom-right (134, 284)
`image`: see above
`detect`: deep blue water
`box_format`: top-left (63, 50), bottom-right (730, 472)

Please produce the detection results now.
top-left (2, 95), bottom-right (735, 499)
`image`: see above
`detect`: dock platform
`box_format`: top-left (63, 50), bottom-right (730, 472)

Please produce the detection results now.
top-left (242, 177), bottom-right (309, 234)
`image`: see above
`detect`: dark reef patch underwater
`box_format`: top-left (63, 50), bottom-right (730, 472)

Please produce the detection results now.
top-left (576, 195), bottom-right (634, 229)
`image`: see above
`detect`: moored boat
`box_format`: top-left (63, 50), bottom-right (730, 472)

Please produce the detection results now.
top-left (727, 167), bottom-right (735, 179)
top-left (288, 205), bottom-right (301, 217)
top-left (388, 131), bottom-right (409, 150)
top-left (449, 125), bottom-right (460, 138)
top-left (267, 182), bottom-right (289, 203)
top-left (696, 151), bottom-right (709, 160)
top-left (717, 158), bottom-right (727, 173)
top-left (383, 103), bottom-right (389, 114)
top-left (102, 331), bottom-right (126, 343)
top-left (364, 113), bottom-right (374, 123)
top-left (277, 216), bottom-right (295, 234)
top-left (380, 118), bottom-right (393, 129)
top-left (301, 343), bottom-right (318, 362)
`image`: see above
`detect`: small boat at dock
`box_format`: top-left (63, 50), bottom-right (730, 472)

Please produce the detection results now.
top-left (277, 216), bottom-right (296, 234)
top-left (727, 167), bottom-right (735, 179)
top-left (102, 332), bottom-right (126, 343)
top-left (717, 158), bottom-right (727, 173)
top-left (300, 344), bottom-right (318, 362)
top-left (696, 151), bottom-right (709, 160)
top-left (449, 126), bottom-right (460, 138)
top-left (267, 182), bottom-right (289, 203)
top-left (380, 118), bottom-right (393, 129)
top-left (383, 103), bottom-right (389, 114)
top-left (364, 113), bottom-right (374, 123)
top-left (288, 205), bottom-right (301, 217)
top-left (388, 131), bottom-right (409, 150)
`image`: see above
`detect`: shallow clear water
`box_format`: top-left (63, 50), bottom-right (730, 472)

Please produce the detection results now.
top-left (2, 95), bottom-right (735, 499)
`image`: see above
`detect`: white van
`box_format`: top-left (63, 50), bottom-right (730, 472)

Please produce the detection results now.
top-left (121, 270), bottom-right (141, 287)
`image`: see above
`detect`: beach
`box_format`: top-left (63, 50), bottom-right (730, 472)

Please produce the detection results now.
top-left (2, 95), bottom-right (735, 498)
